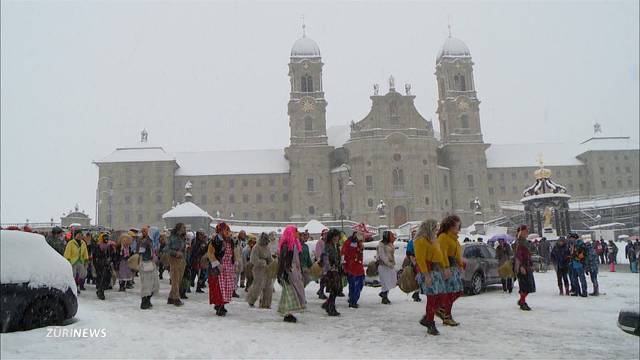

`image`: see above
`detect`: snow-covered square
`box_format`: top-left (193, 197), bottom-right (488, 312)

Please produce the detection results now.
top-left (1, 269), bottom-right (638, 359)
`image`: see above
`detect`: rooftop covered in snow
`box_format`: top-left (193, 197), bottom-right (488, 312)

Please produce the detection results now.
top-left (173, 149), bottom-right (289, 176)
top-left (162, 201), bottom-right (213, 220)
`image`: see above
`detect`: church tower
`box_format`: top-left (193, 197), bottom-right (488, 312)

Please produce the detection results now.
top-left (285, 24), bottom-right (333, 221)
top-left (435, 29), bottom-right (494, 223)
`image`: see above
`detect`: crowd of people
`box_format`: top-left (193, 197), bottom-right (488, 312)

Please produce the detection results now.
top-left (20, 216), bottom-right (637, 336)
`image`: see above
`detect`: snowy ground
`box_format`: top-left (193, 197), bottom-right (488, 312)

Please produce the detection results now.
top-left (2, 269), bottom-right (638, 359)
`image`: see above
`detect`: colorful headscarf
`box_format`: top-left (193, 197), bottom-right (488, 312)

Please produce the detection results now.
top-left (278, 225), bottom-right (301, 253)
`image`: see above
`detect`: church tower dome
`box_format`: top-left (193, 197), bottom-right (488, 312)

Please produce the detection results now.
top-left (290, 23), bottom-right (321, 58)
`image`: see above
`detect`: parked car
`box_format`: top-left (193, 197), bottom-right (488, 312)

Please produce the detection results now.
top-left (618, 308), bottom-right (640, 336)
top-left (462, 242), bottom-right (501, 295)
top-left (1, 230), bottom-right (78, 332)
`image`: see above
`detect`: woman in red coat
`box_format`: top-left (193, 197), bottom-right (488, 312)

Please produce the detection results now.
top-left (341, 233), bottom-right (365, 308)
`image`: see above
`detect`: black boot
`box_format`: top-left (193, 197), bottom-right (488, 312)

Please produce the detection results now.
top-left (173, 298), bottom-right (184, 306)
top-left (425, 320), bottom-right (440, 335)
top-left (232, 291), bottom-right (240, 298)
top-left (97, 290), bottom-right (105, 300)
top-left (329, 305), bottom-right (340, 316)
top-left (141, 296), bottom-right (151, 310)
top-left (283, 314), bottom-right (297, 323)
top-left (180, 290), bottom-right (188, 299)
top-left (317, 289), bottom-right (327, 300)
top-left (412, 292), bottom-right (422, 302)
top-left (118, 281), bottom-right (126, 292)
top-left (380, 291), bottom-right (391, 305)
top-left (216, 306), bottom-right (226, 316)
top-left (196, 286), bottom-right (204, 293)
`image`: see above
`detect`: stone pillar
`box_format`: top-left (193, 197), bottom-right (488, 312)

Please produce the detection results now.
top-left (564, 206), bottom-right (571, 234)
top-left (554, 208), bottom-right (562, 236)
top-left (535, 209), bottom-right (542, 236)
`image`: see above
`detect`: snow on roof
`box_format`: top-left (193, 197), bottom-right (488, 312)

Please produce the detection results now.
top-left (327, 125), bottom-right (350, 148)
top-left (521, 192), bottom-right (572, 202)
top-left (302, 219), bottom-right (328, 234)
top-left (486, 143), bottom-right (583, 168)
top-left (501, 194), bottom-right (639, 212)
top-left (1, 230), bottom-right (77, 295)
top-left (174, 149), bottom-right (289, 176)
top-left (162, 201), bottom-right (213, 220)
top-left (578, 137), bottom-right (639, 153)
top-left (95, 146), bottom-right (175, 164)
top-left (291, 36), bottom-right (321, 58)
top-left (437, 37), bottom-right (471, 59)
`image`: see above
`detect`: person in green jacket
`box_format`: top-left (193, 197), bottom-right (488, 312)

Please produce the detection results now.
top-left (300, 230), bottom-right (313, 286)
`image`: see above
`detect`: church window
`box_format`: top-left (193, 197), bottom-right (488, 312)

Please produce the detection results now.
top-left (392, 168), bottom-right (405, 189)
top-left (424, 174), bottom-right (430, 187)
top-left (617, 179), bottom-right (622, 187)
top-left (270, 212), bottom-right (276, 220)
top-left (137, 195), bottom-right (143, 204)
top-left (366, 176), bottom-right (374, 191)
top-left (269, 178), bottom-right (275, 186)
top-left (625, 166), bottom-right (631, 173)
top-left (283, 193), bottom-right (289, 202)
top-left (242, 179), bottom-right (248, 187)
top-left (215, 179), bottom-right (220, 188)
top-left (301, 74), bottom-right (313, 92)
top-left (155, 194), bottom-right (162, 204)
top-left (307, 178), bottom-right (315, 192)
top-left (628, 179), bottom-right (633, 186)
top-left (389, 101), bottom-right (399, 124)
top-left (125, 195), bottom-right (131, 205)
top-left (270, 193), bottom-right (276, 202)
top-left (488, 187), bottom-right (494, 195)
top-left (308, 206), bottom-right (315, 215)
top-left (453, 73), bottom-right (466, 91)
top-left (368, 199), bottom-right (374, 207)
top-left (460, 114), bottom-right (469, 128)
top-left (229, 194), bottom-right (235, 203)
top-left (304, 116), bottom-right (313, 131)
top-left (214, 195), bottom-right (221, 203)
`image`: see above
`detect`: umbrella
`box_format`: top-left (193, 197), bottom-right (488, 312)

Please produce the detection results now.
top-left (488, 234), bottom-right (515, 245)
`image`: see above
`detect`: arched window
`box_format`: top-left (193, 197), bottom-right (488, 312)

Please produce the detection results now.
top-left (301, 74), bottom-right (313, 92)
top-left (308, 206), bottom-right (315, 215)
top-left (460, 114), bottom-right (469, 128)
top-left (454, 73), bottom-right (466, 91)
top-left (304, 116), bottom-right (313, 131)
top-left (389, 101), bottom-right (399, 123)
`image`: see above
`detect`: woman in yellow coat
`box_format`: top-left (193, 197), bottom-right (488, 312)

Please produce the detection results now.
top-left (414, 219), bottom-right (446, 336)
top-left (64, 229), bottom-right (89, 292)
top-left (436, 214), bottom-right (464, 327)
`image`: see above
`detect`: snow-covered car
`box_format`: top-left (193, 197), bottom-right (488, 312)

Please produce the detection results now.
top-left (1, 230), bottom-right (78, 332)
top-left (617, 308), bottom-right (640, 336)
top-left (461, 243), bottom-right (501, 295)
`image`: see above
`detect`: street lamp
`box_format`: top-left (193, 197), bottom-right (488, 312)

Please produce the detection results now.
top-left (96, 176), bottom-right (112, 226)
top-left (337, 164), bottom-right (355, 231)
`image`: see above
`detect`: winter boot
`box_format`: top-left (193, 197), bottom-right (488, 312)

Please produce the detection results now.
top-left (419, 315), bottom-right (429, 328)
top-left (126, 281), bottom-right (134, 289)
top-left (328, 305), bottom-right (340, 317)
top-left (97, 290), bottom-right (105, 300)
top-left (232, 291), bottom-right (240, 298)
top-left (559, 288), bottom-right (564, 296)
top-left (348, 302), bottom-right (359, 309)
top-left (379, 291), bottom-right (391, 304)
top-left (565, 288), bottom-right (570, 296)
top-left (283, 314), bottom-right (297, 323)
top-left (435, 308), bottom-right (446, 320)
top-left (321, 301), bottom-right (328, 310)
top-left (443, 314), bottom-right (459, 326)
top-left (519, 302), bottom-right (531, 311)
top-left (317, 289), bottom-right (328, 300)
top-left (215, 307), bottom-right (226, 316)
top-left (589, 286), bottom-right (599, 296)
top-left (167, 298), bottom-right (175, 305)
top-left (412, 292), bottom-right (422, 302)
top-left (180, 290), bottom-right (188, 299)
top-left (118, 281), bottom-right (126, 292)
top-left (425, 321), bottom-right (440, 336)
top-left (173, 298), bottom-right (184, 307)
top-left (196, 286), bottom-right (204, 293)
top-left (141, 296), bottom-right (151, 310)
top-left (337, 291), bottom-right (345, 297)
top-left (221, 306), bottom-right (228, 315)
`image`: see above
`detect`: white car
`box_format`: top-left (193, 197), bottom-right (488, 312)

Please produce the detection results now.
top-left (1, 230), bottom-right (78, 332)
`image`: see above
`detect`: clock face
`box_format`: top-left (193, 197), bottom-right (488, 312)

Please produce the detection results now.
top-left (300, 96), bottom-right (315, 112)
top-left (302, 61), bottom-right (310, 70)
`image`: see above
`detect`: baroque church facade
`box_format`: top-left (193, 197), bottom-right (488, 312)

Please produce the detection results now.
top-left (95, 31), bottom-right (640, 231)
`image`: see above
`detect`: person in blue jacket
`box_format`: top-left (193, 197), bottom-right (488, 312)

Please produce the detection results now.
top-left (584, 240), bottom-right (600, 296)
top-left (550, 237), bottom-right (571, 295)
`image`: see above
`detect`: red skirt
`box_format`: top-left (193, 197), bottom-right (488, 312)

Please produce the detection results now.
top-left (208, 274), bottom-right (226, 306)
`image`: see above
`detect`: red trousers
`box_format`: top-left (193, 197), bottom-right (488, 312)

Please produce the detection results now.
top-left (442, 291), bottom-right (463, 315)
top-left (426, 294), bottom-right (445, 321)
top-left (208, 274), bottom-right (225, 306)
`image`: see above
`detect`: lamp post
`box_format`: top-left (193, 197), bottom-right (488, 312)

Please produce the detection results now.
top-left (98, 190), bottom-right (114, 229)
top-left (337, 164), bottom-right (355, 231)
top-left (97, 176), bottom-right (112, 226)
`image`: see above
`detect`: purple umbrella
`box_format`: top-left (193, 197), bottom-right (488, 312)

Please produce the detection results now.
top-left (488, 234), bottom-right (516, 245)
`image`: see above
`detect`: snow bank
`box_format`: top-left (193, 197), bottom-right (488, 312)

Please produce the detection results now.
top-left (0, 230), bottom-right (77, 295)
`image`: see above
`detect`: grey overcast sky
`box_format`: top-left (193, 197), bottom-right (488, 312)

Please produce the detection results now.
top-left (1, 0), bottom-right (638, 224)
